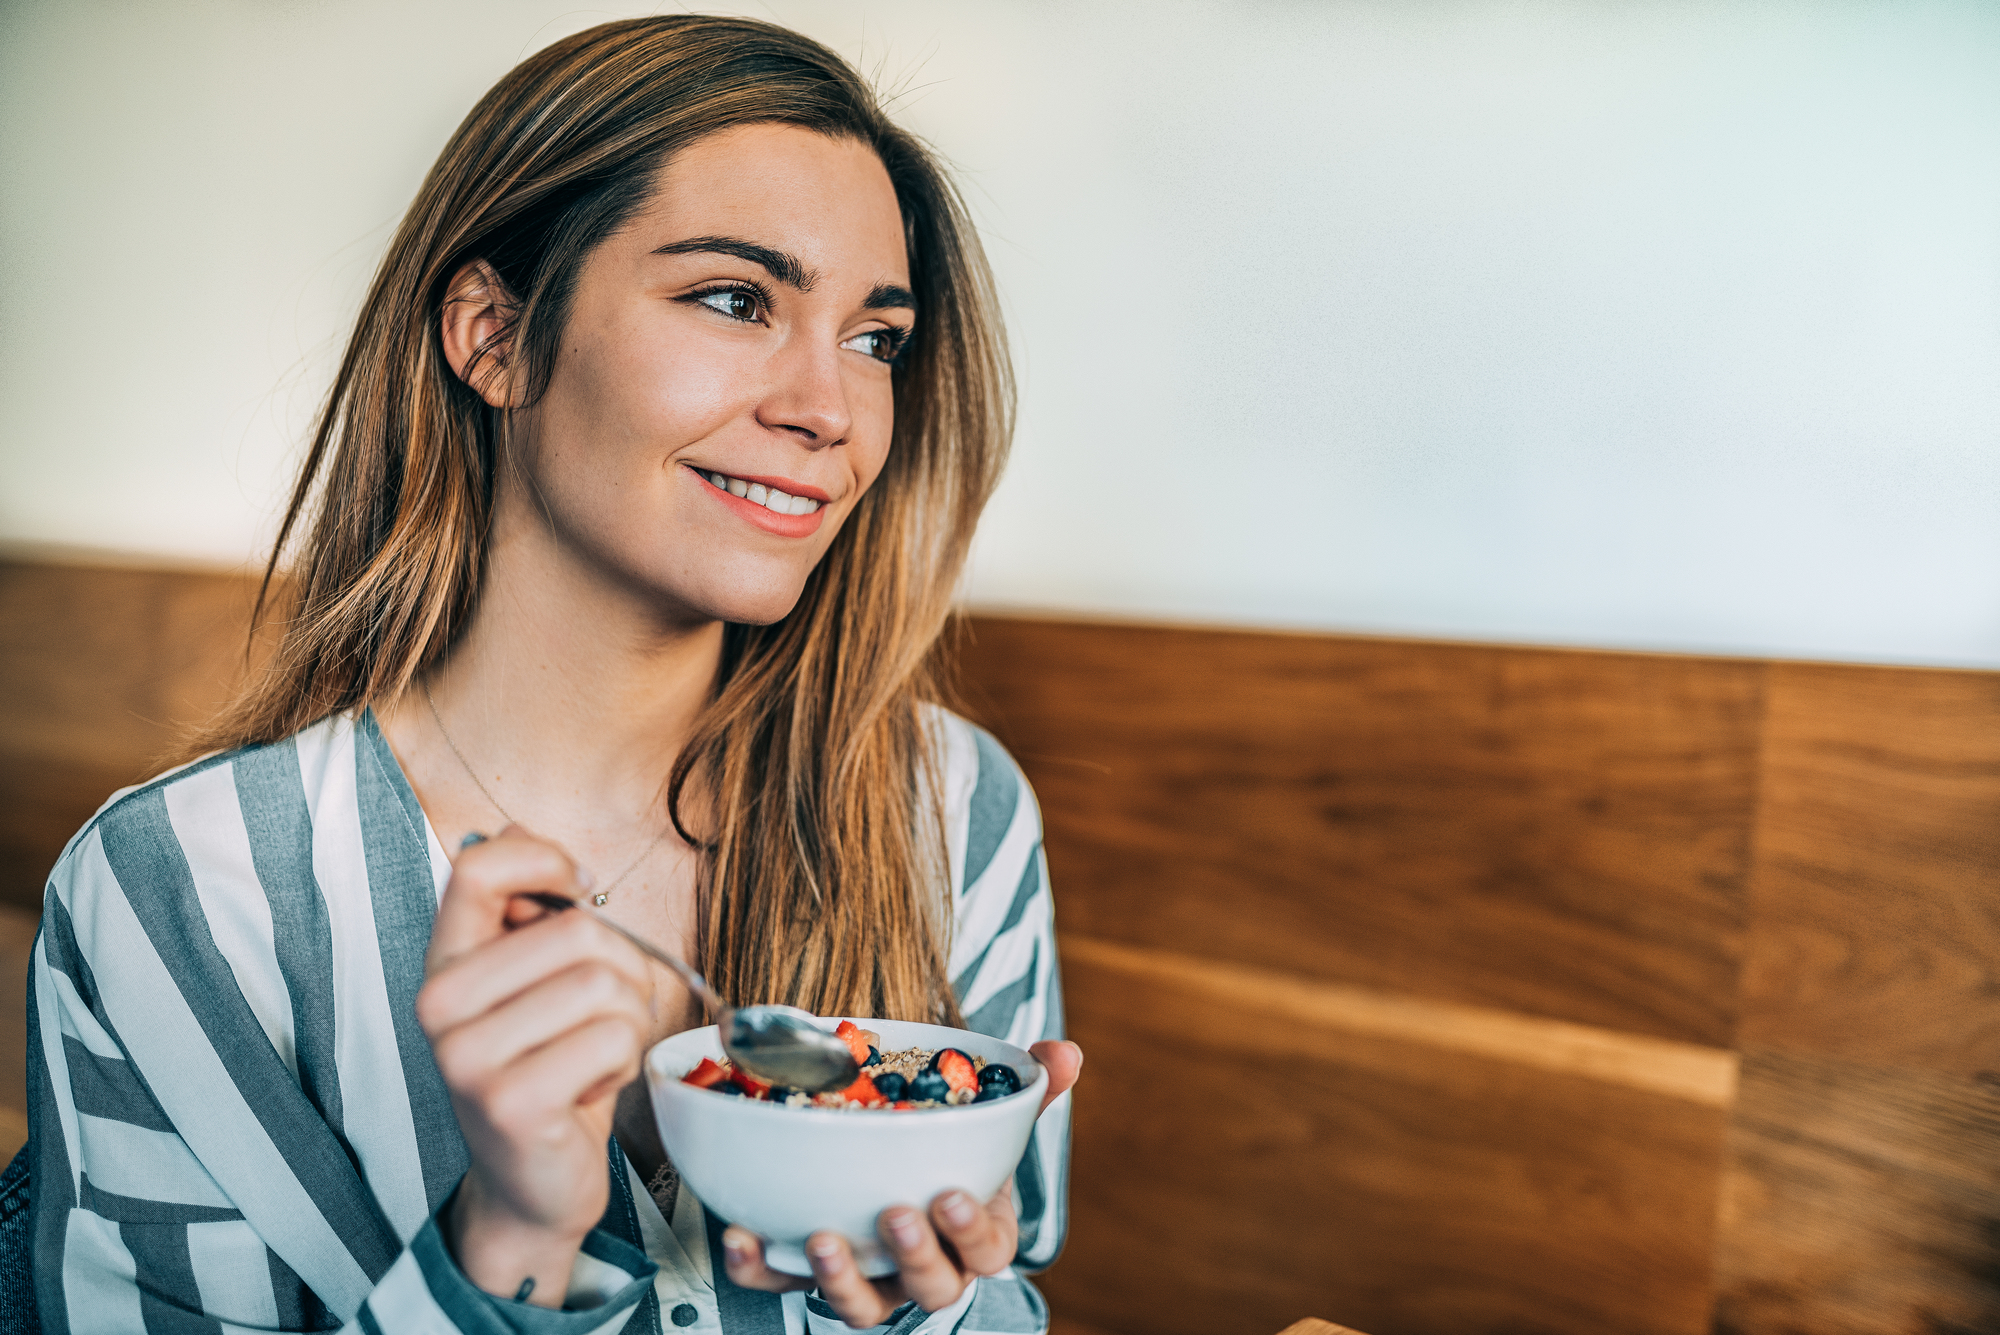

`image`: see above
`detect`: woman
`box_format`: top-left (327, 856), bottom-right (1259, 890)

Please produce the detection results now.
top-left (25, 16), bottom-right (1079, 1334)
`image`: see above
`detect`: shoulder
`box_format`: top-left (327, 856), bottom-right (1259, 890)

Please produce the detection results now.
top-left (922, 705), bottom-right (1042, 900)
top-left (44, 712), bottom-right (366, 932)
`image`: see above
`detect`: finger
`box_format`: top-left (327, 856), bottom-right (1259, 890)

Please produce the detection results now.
top-left (805, 1232), bottom-right (897, 1329)
top-left (428, 827), bottom-right (590, 972)
top-left (442, 1015), bottom-right (636, 1235)
top-left (420, 909), bottom-right (653, 1035)
top-left (719, 1228), bottom-right (815, 1294)
top-left (459, 1012), bottom-right (644, 1145)
top-left (878, 1205), bottom-right (974, 1310)
top-left (929, 1188), bottom-right (1014, 1279)
top-left (1029, 1040), bottom-right (1083, 1115)
top-left (429, 957), bottom-right (651, 1092)
top-left (987, 1178), bottom-right (1019, 1231)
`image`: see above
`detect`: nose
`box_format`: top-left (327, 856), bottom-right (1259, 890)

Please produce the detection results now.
top-left (756, 333), bottom-right (852, 449)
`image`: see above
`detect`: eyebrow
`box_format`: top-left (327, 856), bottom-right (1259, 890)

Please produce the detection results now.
top-left (652, 235), bottom-right (916, 314)
top-left (863, 282), bottom-right (916, 313)
top-left (653, 236), bottom-right (817, 290)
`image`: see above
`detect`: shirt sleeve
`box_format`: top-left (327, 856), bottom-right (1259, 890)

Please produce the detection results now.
top-left (939, 718), bottom-right (1071, 1275)
top-left (26, 809), bottom-right (657, 1334)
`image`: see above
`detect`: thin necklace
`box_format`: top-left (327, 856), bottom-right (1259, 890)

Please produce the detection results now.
top-left (423, 679), bottom-right (666, 907)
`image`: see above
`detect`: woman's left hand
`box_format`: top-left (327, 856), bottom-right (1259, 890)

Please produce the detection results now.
top-left (721, 1038), bottom-right (1083, 1328)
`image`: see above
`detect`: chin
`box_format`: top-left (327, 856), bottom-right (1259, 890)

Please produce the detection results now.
top-left (669, 574), bottom-right (812, 628)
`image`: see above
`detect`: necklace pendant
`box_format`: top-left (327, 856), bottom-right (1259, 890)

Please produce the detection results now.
top-left (592, 892), bottom-right (609, 907)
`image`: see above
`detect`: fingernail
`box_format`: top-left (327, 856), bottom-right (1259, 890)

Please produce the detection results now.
top-left (808, 1235), bottom-right (845, 1272)
top-left (941, 1192), bottom-right (976, 1228)
top-left (885, 1208), bottom-right (923, 1250)
top-left (458, 831), bottom-right (487, 851)
top-left (722, 1228), bottom-right (751, 1259)
top-left (576, 867), bottom-right (596, 891)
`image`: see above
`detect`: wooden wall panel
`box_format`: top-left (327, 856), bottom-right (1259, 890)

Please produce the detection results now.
top-left (0, 755), bottom-right (141, 909)
top-left (1739, 663), bottom-right (2000, 1072)
top-left (0, 905), bottom-right (36, 1159)
top-left (1, 560), bottom-right (178, 766)
top-left (1711, 1050), bottom-right (2000, 1335)
top-left (1036, 937), bottom-right (1729, 1335)
top-left (957, 617), bottom-right (1761, 1047)
top-left (9, 561), bottom-right (2000, 1335)
top-left (0, 558), bottom-right (262, 909)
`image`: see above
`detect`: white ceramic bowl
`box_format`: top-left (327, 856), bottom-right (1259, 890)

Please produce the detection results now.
top-left (645, 1018), bottom-right (1047, 1277)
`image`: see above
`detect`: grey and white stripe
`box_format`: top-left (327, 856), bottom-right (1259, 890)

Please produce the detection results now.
top-left (29, 707), bottom-right (1064, 1334)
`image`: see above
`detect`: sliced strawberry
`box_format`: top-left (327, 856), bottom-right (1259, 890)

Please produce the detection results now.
top-left (731, 1068), bottom-right (772, 1099)
top-left (834, 1071), bottom-right (885, 1107)
top-left (834, 1020), bottom-right (873, 1065)
top-left (681, 1057), bottom-right (730, 1089)
top-left (933, 1048), bottom-right (977, 1097)
top-left (891, 1101), bottom-right (915, 1111)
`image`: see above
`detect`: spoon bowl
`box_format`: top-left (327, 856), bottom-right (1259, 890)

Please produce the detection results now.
top-left (519, 891), bottom-right (859, 1093)
top-left (721, 1003), bottom-right (860, 1091)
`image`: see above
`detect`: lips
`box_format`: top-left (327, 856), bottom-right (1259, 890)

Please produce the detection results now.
top-left (698, 469), bottom-right (822, 516)
top-left (690, 465), bottom-right (830, 538)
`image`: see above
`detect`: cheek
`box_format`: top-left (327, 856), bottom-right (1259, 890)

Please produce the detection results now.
top-left (554, 318), bottom-right (753, 464)
top-left (847, 376), bottom-right (899, 488)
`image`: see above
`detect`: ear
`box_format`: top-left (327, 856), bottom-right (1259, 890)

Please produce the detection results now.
top-left (440, 260), bottom-right (523, 408)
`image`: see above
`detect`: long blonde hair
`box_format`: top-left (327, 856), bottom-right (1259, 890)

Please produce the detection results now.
top-left (192, 16), bottom-right (1011, 1023)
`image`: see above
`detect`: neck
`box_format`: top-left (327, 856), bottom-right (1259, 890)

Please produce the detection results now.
top-left (409, 481), bottom-right (724, 836)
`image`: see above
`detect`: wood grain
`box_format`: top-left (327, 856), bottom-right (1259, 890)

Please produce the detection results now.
top-left (1046, 1319), bottom-right (1123, 1335)
top-left (1740, 663), bottom-right (2000, 1072)
top-left (958, 616), bottom-right (1761, 1047)
top-left (1, 560), bottom-right (178, 767)
top-left (1276, 1323), bottom-right (1370, 1335)
top-left (0, 754), bottom-right (144, 910)
top-left (11, 561), bottom-right (2000, 1335)
top-left (0, 558), bottom-right (260, 767)
top-left (1712, 1048), bottom-right (2000, 1335)
top-left (0, 558), bottom-right (264, 909)
top-left (1063, 935), bottom-right (1738, 1107)
top-left (0, 904), bottom-right (37, 1160)
top-left (1034, 939), bottom-right (1729, 1335)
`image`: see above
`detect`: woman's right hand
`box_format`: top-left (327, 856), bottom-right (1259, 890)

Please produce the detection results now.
top-left (416, 826), bottom-right (658, 1307)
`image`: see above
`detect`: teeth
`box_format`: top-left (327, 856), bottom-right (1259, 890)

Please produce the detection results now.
top-left (701, 467), bottom-right (823, 515)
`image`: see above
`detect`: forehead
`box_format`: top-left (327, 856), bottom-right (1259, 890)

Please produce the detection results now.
top-left (640, 123), bottom-right (909, 285)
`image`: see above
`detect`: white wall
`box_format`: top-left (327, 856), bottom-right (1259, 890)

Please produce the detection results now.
top-left (4, 1), bottom-right (1998, 666)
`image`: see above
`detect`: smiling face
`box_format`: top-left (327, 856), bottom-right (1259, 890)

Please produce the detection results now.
top-left (493, 122), bottom-right (912, 626)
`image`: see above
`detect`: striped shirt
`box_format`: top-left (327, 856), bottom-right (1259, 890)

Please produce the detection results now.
top-left (27, 706), bottom-right (1067, 1335)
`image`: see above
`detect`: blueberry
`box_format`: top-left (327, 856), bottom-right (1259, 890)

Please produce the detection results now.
top-left (976, 1064), bottom-right (1021, 1095)
top-left (872, 1072), bottom-right (908, 1102)
top-left (908, 1069), bottom-right (949, 1103)
top-left (712, 1080), bottom-right (745, 1097)
top-left (864, 1045), bottom-right (882, 1068)
top-left (766, 1087), bottom-right (800, 1104)
top-left (973, 1086), bottom-right (1005, 1103)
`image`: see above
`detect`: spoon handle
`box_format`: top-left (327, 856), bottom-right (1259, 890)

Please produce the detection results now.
top-left (520, 890), bottom-right (730, 1018)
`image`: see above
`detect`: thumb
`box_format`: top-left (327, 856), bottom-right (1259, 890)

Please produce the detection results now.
top-left (1029, 1040), bottom-right (1082, 1115)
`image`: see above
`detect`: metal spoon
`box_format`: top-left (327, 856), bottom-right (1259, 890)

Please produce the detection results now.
top-left (519, 890), bottom-right (860, 1094)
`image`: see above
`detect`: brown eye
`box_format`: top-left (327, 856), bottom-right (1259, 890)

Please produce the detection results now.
top-left (840, 328), bottom-right (906, 363)
top-left (696, 288), bottom-right (761, 322)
